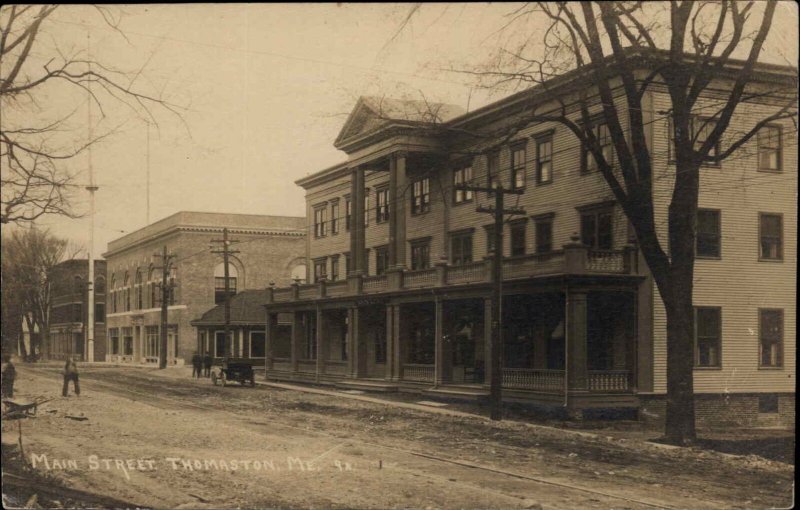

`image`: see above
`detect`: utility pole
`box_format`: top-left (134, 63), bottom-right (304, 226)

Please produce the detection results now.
top-left (85, 30), bottom-right (98, 363)
top-left (211, 228), bottom-right (240, 364)
top-left (154, 247), bottom-right (176, 369)
top-left (457, 183), bottom-right (525, 421)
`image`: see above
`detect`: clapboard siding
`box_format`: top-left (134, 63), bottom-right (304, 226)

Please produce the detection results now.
top-left (649, 87), bottom-right (797, 394)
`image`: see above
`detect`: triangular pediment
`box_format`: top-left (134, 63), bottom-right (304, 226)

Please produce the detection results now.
top-left (334, 98), bottom-right (389, 148)
top-left (334, 96), bottom-right (467, 149)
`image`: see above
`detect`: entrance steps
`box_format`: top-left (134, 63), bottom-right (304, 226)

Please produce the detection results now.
top-left (334, 379), bottom-right (399, 393)
top-left (423, 384), bottom-right (490, 403)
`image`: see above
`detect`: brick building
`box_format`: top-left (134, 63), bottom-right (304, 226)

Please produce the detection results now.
top-left (264, 53), bottom-right (795, 426)
top-left (48, 259), bottom-right (107, 362)
top-left (103, 212), bottom-right (305, 365)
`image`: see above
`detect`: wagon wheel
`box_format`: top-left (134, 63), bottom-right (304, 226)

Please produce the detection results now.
top-left (211, 371), bottom-right (218, 386)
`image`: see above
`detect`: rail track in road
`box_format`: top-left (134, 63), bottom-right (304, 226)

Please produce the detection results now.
top-left (25, 367), bottom-right (685, 509)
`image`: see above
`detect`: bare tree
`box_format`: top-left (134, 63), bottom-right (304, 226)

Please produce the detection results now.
top-left (0, 5), bottom-right (184, 225)
top-left (1, 227), bottom-right (78, 359)
top-left (390, 1), bottom-right (796, 444)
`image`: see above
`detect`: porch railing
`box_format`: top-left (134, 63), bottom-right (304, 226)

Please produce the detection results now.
top-left (362, 275), bottom-right (388, 293)
top-left (404, 268), bottom-right (437, 288)
top-left (587, 250), bottom-right (625, 273)
top-left (402, 363), bottom-right (434, 382)
top-left (588, 370), bottom-right (630, 392)
top-left (297, 360), bottom-right (317, 374)
top-left (502, 368), bottom-right (565, 392)
top-left (271, 358), bottom-right (291, 372)
top-left (447, 261), bottom-right (487, 285)
top-left (324, 360), bottom-right (348, 375)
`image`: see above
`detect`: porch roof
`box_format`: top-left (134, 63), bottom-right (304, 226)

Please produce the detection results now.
top-left (191, 290), bottom-right (267, 326)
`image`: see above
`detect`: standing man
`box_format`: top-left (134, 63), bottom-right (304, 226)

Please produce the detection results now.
top-left (191, 352), bottom-right (202, 378)
top-left (1, 354), bottom-right (16, 399)
top-left (203, 352), bottom-right (212, 378)
top-left (62, 357), bottom-right (80, 397)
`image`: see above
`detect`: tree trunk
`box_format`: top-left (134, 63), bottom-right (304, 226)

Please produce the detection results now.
top-left (663, 282), bottom-right (697, 444)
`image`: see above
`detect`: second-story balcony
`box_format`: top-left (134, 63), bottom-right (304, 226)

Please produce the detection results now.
top-left (267, 239), bottom-right (639, 305)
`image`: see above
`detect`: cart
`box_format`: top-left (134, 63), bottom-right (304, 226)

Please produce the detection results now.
top-left (211, 362), bottom-right (255, 387)
top-left (2, 397), bottom-right (52, 419)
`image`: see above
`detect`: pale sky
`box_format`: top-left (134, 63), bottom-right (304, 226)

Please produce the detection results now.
top-left (19, 3), bottom-right (798, 257)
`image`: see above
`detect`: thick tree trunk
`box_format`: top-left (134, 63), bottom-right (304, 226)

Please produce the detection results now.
top-left (663, 283), bottom-right (697, 444)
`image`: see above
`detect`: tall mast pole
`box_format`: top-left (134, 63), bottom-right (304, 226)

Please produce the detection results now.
top-left (86, 30), bottom-right (98, 363)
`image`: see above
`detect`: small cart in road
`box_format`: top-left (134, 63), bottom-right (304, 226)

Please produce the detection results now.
top-left (211, 361), bottom-right (255, 387)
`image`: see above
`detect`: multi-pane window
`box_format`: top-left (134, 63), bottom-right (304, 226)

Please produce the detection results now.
top-left (122, 327), bottom-right (133, 355)
top-left (580, 208), bottom-right (613, 250)
top-left (410, 240), bottom-right (430, 270)
top-left (330, 255), bottom-right (340, 282)
top-left (536, 136), bottom-right (553, 184)
top-left (109, 328), bottom-right (119, 355)
top-left (72, 303), bottom-right (82, 322)
top-left (694, 307), bottom-right (721, 367)
top-left (110, 276), bottom-right (117, 313)
top-left (510, 221), bottom-right (526, 256)
top-left (759, 213), bottom-right (783, 260)
top-left (124, 273), bottom-right (131, 311)
top-left (345, 198), bottom-right (352, 231)
top-left (696, 209), bottom-right (721, 258)
top-left (586, 122), bottom-right (612, 171)
top-left (314, 207), bottom-right (327, 238)
top-left (758, 125), bottom-right (782, 172)
top-left (331, 201), bottom-right (340, 234)
top-left (453, 165), bottom-right (473, 204)
top-left (376, 188), bottom-right (389, 223)
top-left (759, 309), bottom-right (783, 367)
top-left (451, 232), bottom-right (473, 266)
top-left (535, 216), bottom-right (553, 254)
top-left (412, 178), bottom-right (431, 214)
top-left (511, 145), bottom-right (526, 189)
top-left (313, 258), bottom-right (327, 283)
top-left (375, 246), bottom-right (389, 275)
top-left (344, 252), bottom-right (351, 275)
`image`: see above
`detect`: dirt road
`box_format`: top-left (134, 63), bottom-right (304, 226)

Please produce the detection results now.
top-left (2, 366), bottom-right (793, 509)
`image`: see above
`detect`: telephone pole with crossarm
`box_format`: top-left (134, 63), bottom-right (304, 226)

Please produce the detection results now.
top-left (456, 183), bottom-right (525, 421)
top-left (210, 228), bottom-right (240, 365)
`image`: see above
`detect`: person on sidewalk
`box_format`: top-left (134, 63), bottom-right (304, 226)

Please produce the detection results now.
top-left (1, 354), bottom-right (16, 399)
top-left (62, 356), bottom-right (80, 397)
top-left (203, 353), bottom-right (212, 378)
top-left (191, 352), bottom-right (202, 378)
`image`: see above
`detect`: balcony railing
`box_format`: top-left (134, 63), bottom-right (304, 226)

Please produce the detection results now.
top-left (402, 363), bottom-right (434, 382)
top-left (326, 280), bottom-right (348, 297)
top-left (503, 251), bottom-right (564, 279)
top-left (587, 250), bottom-right (626, 273)
top-left (447, 261), bottom-right (487, 285)
top-left (362, 275), bottom-right (388, 293)
top-left (502, 368), bottom-right (565, 392)
top-left (404, 268), bottom-right (437, 289)
top-left (588, 370), bottom-right (630, 392)
top-left (265, 243), bottom-right (637, 305)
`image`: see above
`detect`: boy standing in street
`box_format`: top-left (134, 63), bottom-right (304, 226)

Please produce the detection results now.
top-left (62, 357), bottom-right (80, 397)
